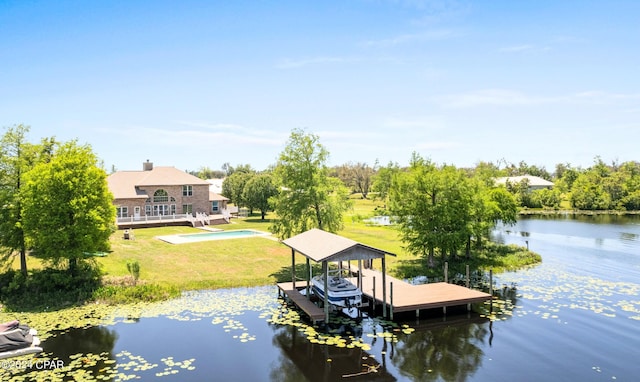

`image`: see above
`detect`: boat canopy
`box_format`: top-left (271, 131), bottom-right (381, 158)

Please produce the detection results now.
top-left (282, 228), bottom-right (395, 263)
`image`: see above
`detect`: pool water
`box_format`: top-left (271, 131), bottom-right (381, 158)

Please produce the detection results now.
top-left (157, 229), bottom-right (270, 244)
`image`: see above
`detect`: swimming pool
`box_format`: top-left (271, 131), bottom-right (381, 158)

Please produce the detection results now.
top-left (157, 229), bottom-right (271, 244)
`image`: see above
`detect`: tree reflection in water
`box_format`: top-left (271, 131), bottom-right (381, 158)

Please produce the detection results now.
top-left (42, 326), bottom-right (118, 370)
top-left (270, 323), bottom-right (396, 382)
top-left (392, 316), bottom-right (489, 381)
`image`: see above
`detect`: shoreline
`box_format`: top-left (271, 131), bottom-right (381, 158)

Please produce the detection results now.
top-left (518, 209), bottom-right (640, 216)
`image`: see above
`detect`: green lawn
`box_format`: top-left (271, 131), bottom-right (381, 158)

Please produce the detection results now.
top-left (97, 202), bottom-right (418, 290)
top-left (11, 198), bottom-right (537, 294)
top-left (101, 223), bottom-right (292, 289)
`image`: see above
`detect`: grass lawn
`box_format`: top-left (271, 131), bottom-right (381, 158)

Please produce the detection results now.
top-left (7, 198), bottom-right (538, 297)
top-left (97, 200), bottom-right (418, 291)
top-left (101, 224), bottom-right (293, 290)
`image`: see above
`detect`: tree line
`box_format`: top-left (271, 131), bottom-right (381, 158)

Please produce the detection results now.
top-left (214, 130), bottom-right (639, 269)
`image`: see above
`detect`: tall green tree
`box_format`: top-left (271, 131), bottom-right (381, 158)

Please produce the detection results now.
top-left (0, 125), bottom-right (55, 276)
top-left (270, 129), bottom-right (352, 239)
top-left (242, 173), bottom-right (279, 220)
top-left (221, 171), bottom-right (254, 208)
top-left (390, 155), bottom-right (474, 267)
top-left (371, 161), bottom-right (401, 204)
top-left (21, 141), bottom-right (116, 273)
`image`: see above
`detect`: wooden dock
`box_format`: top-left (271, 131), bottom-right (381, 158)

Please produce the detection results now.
top-left (277, 282), bottom-right (325, 324)
top-left (350, 268), bottom-right (492, 317)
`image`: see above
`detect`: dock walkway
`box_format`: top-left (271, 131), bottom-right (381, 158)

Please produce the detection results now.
top-left (277, 282), bottom-right (325, 324)
top-left (351, 268), bottom-right (492, 316)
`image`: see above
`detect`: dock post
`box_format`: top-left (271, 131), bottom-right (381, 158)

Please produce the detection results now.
top-left (291, 248), bottom-right (296, 289)
top-left (466, 265), bottom-right (471, 311)
top-left (323, 261), bottom-right (330, 322)
top-left (306, 258), bottom-right (311, 300)
top-left (358, 259), bottom-right (362, 289)
top-left (466, 265), bottom-right (470, 288)
top-left (444, 261), bottom-right (448, 283)
top-left (390, 282), bottom-right (394, 321)
top-left (382, 257), bottom-right (387, 319)
top-left (372, 276), bottom-right (376, 312)
top-left (489, 269), bottom-right (494, 313)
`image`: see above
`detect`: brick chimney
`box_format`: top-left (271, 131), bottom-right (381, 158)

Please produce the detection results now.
top-left (143, 160), bottom-right (153, 171)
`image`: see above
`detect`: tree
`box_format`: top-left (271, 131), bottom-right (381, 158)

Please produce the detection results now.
top-left (192, 166), bottom-right (225, 179)
top-left (0, 125), bottom-right (55, 276)
top-left (242, 173), bottom-right (279, 220)
top-left (221, 171), bottom-right (254, 208)
top-left (21, 141), bottom-right (116, 273)
top-left (390, 155), bottom-right (474, 267)
top-left (270, 129), bottom-right (352, 239)
top-left (333, 162), bottom-right (374, 198)
top-left (570, 172), bottom-right (612, 210)
top-left (222, 162), bottom-right (253, 177)
top-left (371, 161), bottom-right (401, 204)
top-left (467, 185), bottom-right (518, 256)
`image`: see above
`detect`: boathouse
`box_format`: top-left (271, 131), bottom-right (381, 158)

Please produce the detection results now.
top-left (277, 229), bottom-right (492, 323)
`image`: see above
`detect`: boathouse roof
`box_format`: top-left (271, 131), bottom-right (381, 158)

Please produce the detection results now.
top-left (282, 228), bottom-right (395, 263)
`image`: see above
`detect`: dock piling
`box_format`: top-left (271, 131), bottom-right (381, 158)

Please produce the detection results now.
top-left (390, 282), bottom-right (394, 321)
top-left (444, 261), bottom-right (448, 283)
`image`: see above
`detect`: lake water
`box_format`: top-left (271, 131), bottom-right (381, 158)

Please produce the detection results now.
top-left (6, 215), bottom-right (640, 381)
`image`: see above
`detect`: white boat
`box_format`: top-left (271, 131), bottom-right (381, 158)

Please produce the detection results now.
top-left (311, 269), bottom-right (362, 308)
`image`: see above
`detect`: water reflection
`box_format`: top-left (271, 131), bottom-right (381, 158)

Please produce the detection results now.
top-left (271, 323), bottom-right (395, 381)
top-left (44, 326), bottom-right (118, 361)
top-left (392, 317), bottom-right (489, 381)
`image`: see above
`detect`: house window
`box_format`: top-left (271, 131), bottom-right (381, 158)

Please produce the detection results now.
top-left (116, 206), bottom-right (128, 218)
top-left (212, 201), bottom-right (219, 212)
top-left (145, 205), bottom-right (152, 216)
top-left (153, 189), bottom-right (169, 203)
top-left (182, 204), bottom-right (193, 214)
top-left (183, 185), bottom-right (193, 196)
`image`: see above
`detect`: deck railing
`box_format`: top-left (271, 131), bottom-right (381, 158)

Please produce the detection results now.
top-left (116, 214), bottom-right (193, 224)
top-left (117, 211), bottom-right (229, 226)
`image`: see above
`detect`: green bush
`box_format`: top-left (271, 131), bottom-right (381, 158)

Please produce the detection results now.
top-left (0, 264), bottom-right (102, 311)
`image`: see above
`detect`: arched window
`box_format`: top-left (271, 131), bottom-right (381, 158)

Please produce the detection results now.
top-left (153, 189), bottom-right (169, 203)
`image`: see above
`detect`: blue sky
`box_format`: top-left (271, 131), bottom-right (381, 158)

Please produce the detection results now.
top-left (2, 0), bottom-right (639, 173)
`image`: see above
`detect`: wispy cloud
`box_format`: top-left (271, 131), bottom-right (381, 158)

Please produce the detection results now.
top-left (500, 44), bottom-right (534, 53)
top-left (384, 116), bottom-right (445, 130)
top-left (101, 122), bottom-right (286, 147)
top-left (435, 89), bottom-right (553, 108)
top-left (435, 89), bottom-right (640, 108)
top-left (317, 130), bottom-right (385, 140)
top-left (499, 44), bottom-right (551, 53)
top-left (362, 29), bottom-right (458, 47)
top-left (275, 56), bottom-right (359, 69)
top-left (412, 141), bottom-right (462, 150)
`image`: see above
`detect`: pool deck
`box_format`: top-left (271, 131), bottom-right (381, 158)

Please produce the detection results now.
top-left (156, 229), bottom-right (272, 244)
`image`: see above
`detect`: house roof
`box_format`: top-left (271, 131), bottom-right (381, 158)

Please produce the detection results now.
top-left (495, 175), bottom-right (554, 187)
top-left (282, 228), bottom-right (394, 263)
top-left (107, 166), bottom-right (211, 200)
top-left (209, 192), bottom-right (229, 202)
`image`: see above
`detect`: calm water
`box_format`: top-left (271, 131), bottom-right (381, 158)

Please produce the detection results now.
top-left (27, 216), bottom-right (640, 380)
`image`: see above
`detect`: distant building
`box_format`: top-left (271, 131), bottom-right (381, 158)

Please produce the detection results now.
top-left (107, 161), bottom-right (229, 228)
top-left (495, 175), bottom-right (554, 191)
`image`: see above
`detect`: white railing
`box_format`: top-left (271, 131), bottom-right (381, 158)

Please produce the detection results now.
top-left (118, 212), bottom-right (225, 226)
top-left (222, 209), bottom-right (231, 223)
top-left (117, 214), bottom-right (193, 224)
top-left (195, 212), bottom-right (210, 226)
